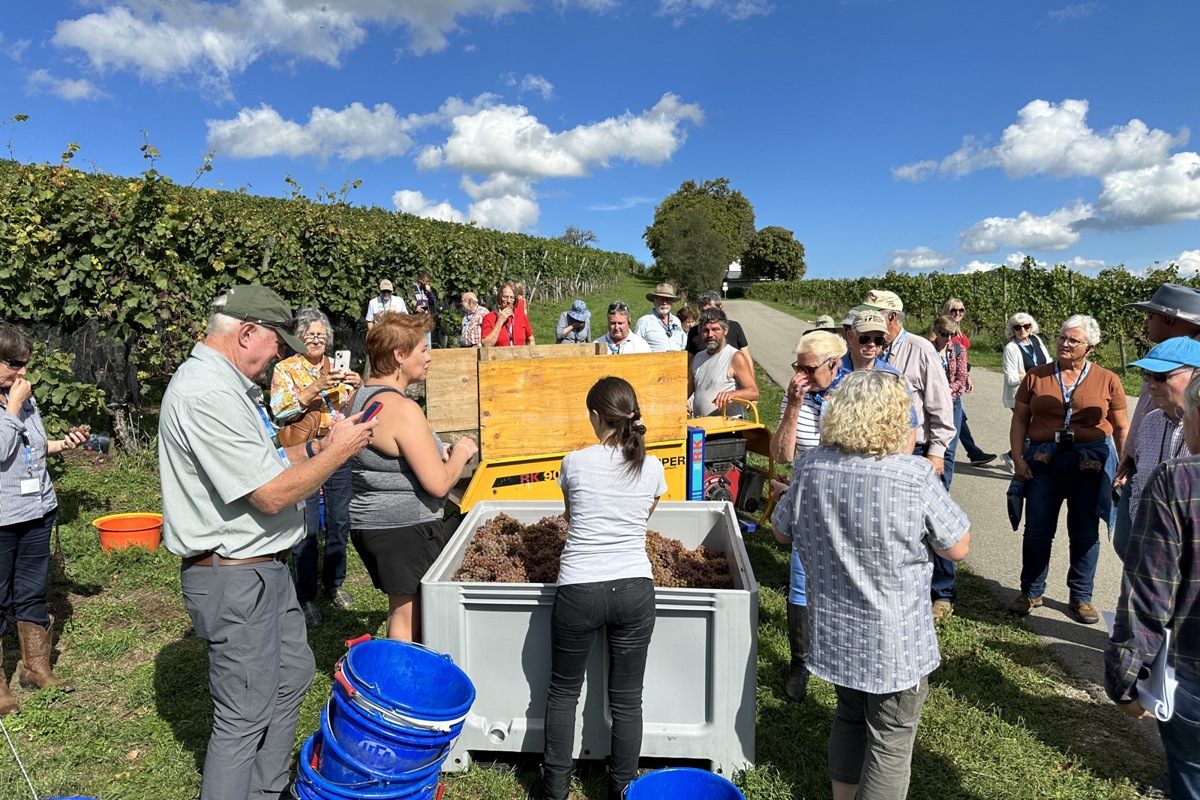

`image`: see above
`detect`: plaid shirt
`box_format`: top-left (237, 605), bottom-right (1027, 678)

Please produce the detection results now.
top-left (460, 305), bottom-right (488, 347)
top-left (1105, 455), bottom-right (1200, 703)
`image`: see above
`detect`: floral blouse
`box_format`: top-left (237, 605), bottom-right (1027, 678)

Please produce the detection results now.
top-left (269, 354), bottom-right (352, 432)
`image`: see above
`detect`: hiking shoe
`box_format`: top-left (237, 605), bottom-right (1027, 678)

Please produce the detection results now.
top-left (1009, 593), bottom-right (1042, 616)
top-left (331, 588), bottom-right (354, 610)
top-left (970, 452), bottom-right (997, 466)
top-left (1000, 452), bottom-right (1015, 473)
top-left (931, 600), bottom-right (953, 622)
top-left (1070, 601), bottom-right (1100, 625)
top-left (301, 601), bottom-right (323, 628)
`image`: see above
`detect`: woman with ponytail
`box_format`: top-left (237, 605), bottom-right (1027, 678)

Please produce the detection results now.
top-left (539, 376), bottom-right (667, 800)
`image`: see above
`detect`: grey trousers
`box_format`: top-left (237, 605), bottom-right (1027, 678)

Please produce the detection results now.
top-left (181, 558), bottom-right (315, 800)
top-left (828, 677), bottom-right (929, 799)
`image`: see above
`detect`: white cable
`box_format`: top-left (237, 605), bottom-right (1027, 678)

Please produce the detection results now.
top-left (0, 717), bottom-right (40, 800)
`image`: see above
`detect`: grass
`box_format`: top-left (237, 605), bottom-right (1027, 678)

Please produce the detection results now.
top-left (524, 271), bottom-right (659, 345)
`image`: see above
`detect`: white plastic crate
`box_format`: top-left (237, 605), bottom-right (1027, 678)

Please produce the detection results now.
top-left (421, 500), bottom-right (757, 775)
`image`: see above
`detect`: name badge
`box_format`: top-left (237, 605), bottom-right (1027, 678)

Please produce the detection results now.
top-left (20, 478), bottom-right (40, 496)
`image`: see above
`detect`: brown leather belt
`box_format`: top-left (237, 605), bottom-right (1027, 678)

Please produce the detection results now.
top-left (183, 550), bottom-right (290, 568)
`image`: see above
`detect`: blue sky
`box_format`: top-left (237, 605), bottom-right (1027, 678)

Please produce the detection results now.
top-left (3, 1), bottom-right (1199, 279)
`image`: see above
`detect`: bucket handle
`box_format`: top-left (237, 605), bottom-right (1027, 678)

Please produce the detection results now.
top-left (333, 660), bottom-right (357, 699)
top-left (344, 686), bottom-right (469, 733)
top-left (344, 633), bottom-right (373, 648)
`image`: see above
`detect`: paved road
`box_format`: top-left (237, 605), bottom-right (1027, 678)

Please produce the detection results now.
top-left (723, 299), bottom-right (1160, 752)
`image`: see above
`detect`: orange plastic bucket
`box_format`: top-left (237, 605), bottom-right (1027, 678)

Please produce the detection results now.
top-left (93, 513), bottom-right (163, 552)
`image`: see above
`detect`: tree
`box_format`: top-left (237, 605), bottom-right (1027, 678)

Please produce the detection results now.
top-left (557, 225), bottom-right (597, 248)
top-left (650, 206), bottom-right (728, 300)
top-left (741, 226), bottom-right (806, 281)
top-left (644, 178), bottom-right (755, 268)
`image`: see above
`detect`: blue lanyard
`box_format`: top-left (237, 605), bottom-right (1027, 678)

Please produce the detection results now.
top-left (656, 314), bottom-right (675, 337)
top-left (2, 392), bottom-right (34, 476)
top-left (307, 364), bottom-right (342, 422)
top-left (882, 330), bottom-right (906, 363)
top-left (606, 338), bottom-right (621, 354)
top-left (1055, 362), bottom-right (1090, 428)
top-left (254, 403), bottom-right (292, 467)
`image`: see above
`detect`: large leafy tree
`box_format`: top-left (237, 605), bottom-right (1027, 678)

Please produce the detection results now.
top-left (644, 178), bottom-right (755, 268)
top-left (650, 206), bottom-right (728, 300)
top-left (741, 225), bottom-right (806, 281)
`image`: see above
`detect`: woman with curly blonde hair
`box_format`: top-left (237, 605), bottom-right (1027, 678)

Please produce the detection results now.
top-left (773, 370), bottom-right (970, 799)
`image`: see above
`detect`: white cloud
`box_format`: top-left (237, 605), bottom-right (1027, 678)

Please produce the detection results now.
top-left (1094, 151), bottom-right (1200, 226)
top-left (958, 260), bottom-right (1000, 274)
top-left (1048, 3), bottom-right (1095, 22)
top-left (1059, 255), bottom-right (1108, 272)
top-left (958, 201), bottom-right (1093, 254)
top-left (895, 98), bottom-right (1187, 181)
top-left (658, 0), bottom-right (774, 22)
top-left (205, 103), bottom-right (414, 161)
top-left (588, 196), bottom-right (658, 211)
top-left (1172, 250), bottom-right (1200, 275)
top-left (26, 69), bottom-right (105, 101)
top-left (459, 173), bottom-right (541, 230)
top-left (520, 74), bottom-right (554, 100)
top-left (2, 33), bottom-right (30, 61)
top-left (392, 190), bottom-right (468, 224)
top-left (887, 246), bottom-right (955, 272)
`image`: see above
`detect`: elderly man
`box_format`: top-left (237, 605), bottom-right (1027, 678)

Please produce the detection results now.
top-left (863, 289), bottom-right (958, 620)
top-left (689, 308), bottom-right (758, 417)
top-left (686, 291), bottom-right (751, 365)
top-left (459, 292), bottom-right (487, 347)
top-left (365, 279), bottom-right (407, 331)
top-left (595, 301), bottom-right (651, 354)
top-left (158, 286), bottom-right (376, 800)
top-left (634, 283), bottom-right (686, 352)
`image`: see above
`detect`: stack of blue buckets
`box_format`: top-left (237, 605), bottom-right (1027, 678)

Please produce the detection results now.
top-left (294, 635), bottom-right (476, 800)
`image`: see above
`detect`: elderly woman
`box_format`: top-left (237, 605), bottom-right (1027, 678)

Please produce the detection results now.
top-left (1000, 312), bottom-right (1051, 470)
top-left (774, 370), bottom-right (970, 799)
top-left (0, 322), bottom-right (88, 715)
top-left (270, 308), bottom-right (363, 628)
top-left (350, 313), bottom-right (479, 641)
top-left (1114, 337), bottom-right (1200, 557)
top-left (1009, 314), bottom-right (1128, 624)
top-left (481, 281), bottom-right (534, 347)
top-left (555, 300), bottom-right (591, 344)
top-left (769, 330), bottom-right (849, 703)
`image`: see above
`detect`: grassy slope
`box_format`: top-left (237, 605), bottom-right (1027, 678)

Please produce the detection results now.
top-left (1, 280), bottom-right (1163, 799)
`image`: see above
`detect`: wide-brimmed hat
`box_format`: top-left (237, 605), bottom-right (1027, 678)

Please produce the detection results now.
top-left (853, 310), bottom-right (889, 335)
top-left (645, 283), bottom-right (681, 303)
top-left (379, 279), bottom-right (394, 292)
top-left (1124, 283), bottom-right (1200, 326)
top-left (862, 289), bottom-right (903, 312)
top-left (567, 299), bottom-right (591, 322)
top-left (814, 315), bottom-right (836, 329)
top-left (1128, 336), bottom-right (1200, 372)
top-left (219, 285), bottom-right (304, 352)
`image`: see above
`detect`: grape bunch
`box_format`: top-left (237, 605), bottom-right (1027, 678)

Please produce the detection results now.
top-left (453, 514), bottom-right (733, 589)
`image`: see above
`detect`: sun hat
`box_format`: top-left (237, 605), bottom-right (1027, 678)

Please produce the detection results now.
top-left (219, 285), bottom-right (304, 351)
top-left (1128, 336), bottom-right (1200, 372)
top-left (567, 299), bottom-right (591, 323)
top-left (814, 315), bottom-right (836, 329)
top-left (853, 310), bottom-right (889, 335)
top-left (1124, 283), bottom-right (1200, 326)
top-left (862, 289), bottom-right (903, 312)
top-left (645, 283), bottom-right (681, 303)
top-left (379, 279), bottom-right (394, 292)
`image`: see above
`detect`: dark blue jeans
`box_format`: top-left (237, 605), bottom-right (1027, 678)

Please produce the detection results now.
top-left (0, 510), bottom-right (55, 637)
top-left (1020, 448), bottom-right (1103, 602)
top-left (292, 460), bottom-right (351, 603)
top-left (943, 396), bottom-right (965, 488)
top-left (543, 577), bottom-right (656, 800)
top-left (1160, 675), bottom-right (1200, 799)
top-left (916, 442), bottom-right (957, 603)
top-left (958, 408), bottom-right (985, 460)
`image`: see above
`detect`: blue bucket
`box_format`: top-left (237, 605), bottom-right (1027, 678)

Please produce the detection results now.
top-left (294, 733), bottom-right (440, 800)
top-left (319, 702), bottom-right (448, 784)
top-left (624, 768), bottom-right (745, 799)
top-left (328, 681), bottom-right (461, 773)
top-left (338, 638), bottom-right (474, 724)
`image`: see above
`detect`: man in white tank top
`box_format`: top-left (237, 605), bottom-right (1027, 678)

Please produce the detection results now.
top-left (689, 308), bottom-right (758, 417)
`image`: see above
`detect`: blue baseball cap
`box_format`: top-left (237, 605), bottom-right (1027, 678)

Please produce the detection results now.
top-left (1128, 336), bottom-right (1200, 372)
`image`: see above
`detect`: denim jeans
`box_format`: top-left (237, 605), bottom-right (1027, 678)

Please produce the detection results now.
top-left (292, 460), bottom-right (351, 603)
top-left (943, 396), bottom-right (965, 488)
top-left (543, 577), bottom-right (656, 800)
top-left (958, 408), bottom-right (985, 460)
top-left (1160, 676), bottom-right (1200, 799)
top-left (0, 510), bottom-right (55, 637)
top-left (918, 438), bottom-right (957, 603)
top-left (1020, 448), bottom-right (1103, 602)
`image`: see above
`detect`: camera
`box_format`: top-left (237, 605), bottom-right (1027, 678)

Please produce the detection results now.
top-left (1055, 429), bottom-right (1075, 452)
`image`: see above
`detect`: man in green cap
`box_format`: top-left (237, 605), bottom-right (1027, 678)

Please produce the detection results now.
top-left (158, 285), bottom-right (378, 800)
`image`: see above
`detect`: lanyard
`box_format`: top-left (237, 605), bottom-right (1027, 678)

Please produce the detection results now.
top-left (606, 338), bottom-right (622, 354)
top-left (1055, 361), bottom-right (1090, 428)
top-left (505, 315), bottom-right (515, 344)
top-left (882, 329), bottom-right (905, 363)
top-left (656, 314), bottom-right (675, 337)
top-left (1, 391), bottom-right (34, 476)
top-left (307, 362), bottom-right (342, 422)
top-left (254, 403), bottom-right (292, 467)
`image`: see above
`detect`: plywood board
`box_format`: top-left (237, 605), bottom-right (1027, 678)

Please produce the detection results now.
top-left (480, 342), bottom-right (601, 361)
top-left (477, 351), bottom-right (688, 461)
top-left (426, 348), bottom-right (481, 434)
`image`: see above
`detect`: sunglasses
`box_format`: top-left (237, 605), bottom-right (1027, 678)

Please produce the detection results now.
top-left (608, 302), bottom-right (630, 312)
top-left (949, 308), bottom-right (965, 314)
top-left (934, 330), bottom-right (955, 339)
top-left (1013, 323), bottom-right (1031, 331)
top-left (2, 357), bottom-right (29, 369)
top-left (857, 335), bottom-right (886, 346)
top-left (1142, 367), bottom-right (1193, 383)
top-left (792, 359), bottom-right (834, 376)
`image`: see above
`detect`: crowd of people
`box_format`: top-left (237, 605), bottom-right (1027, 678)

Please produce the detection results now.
top-left (3, 275), bottom-right (1199, 799)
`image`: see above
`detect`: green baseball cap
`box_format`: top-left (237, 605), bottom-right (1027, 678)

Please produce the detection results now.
top-left (218, 285), bottom-right (305, 352)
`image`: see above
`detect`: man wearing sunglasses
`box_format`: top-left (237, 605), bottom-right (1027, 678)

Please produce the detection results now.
top-left (365, 279), bottom-right (408, 332)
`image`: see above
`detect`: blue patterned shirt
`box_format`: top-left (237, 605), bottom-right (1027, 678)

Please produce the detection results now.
top-left (774, 447), bottom-right (970, 693)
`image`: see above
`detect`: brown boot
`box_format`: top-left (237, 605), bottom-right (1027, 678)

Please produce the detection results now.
top-left (16, 621), bottom-right (74, 692)
top-left (0, 641), bottom-right (18, 716)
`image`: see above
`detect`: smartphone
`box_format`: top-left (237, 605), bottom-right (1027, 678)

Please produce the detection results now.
top-left (362, 401), bottom-right (384, 423)
top-left (333, 350), bottom-right (351, 373)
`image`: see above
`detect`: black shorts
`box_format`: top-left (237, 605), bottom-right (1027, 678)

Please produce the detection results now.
top-left (351, 519), bottom-right (448, 596)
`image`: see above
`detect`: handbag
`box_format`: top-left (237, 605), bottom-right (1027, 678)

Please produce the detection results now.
top-left (277, 357), bottom-right (330, 448)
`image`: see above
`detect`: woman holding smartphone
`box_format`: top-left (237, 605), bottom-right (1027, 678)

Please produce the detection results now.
top-left (349, 313), bottom-right (477, 642)
top-left (539, 377), bottom-right (667, 800)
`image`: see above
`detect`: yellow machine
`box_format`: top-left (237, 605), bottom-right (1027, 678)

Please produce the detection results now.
top-left (425, 345), bottom-right (776, 525)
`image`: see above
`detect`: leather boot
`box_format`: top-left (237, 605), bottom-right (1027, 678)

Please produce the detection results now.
top-left (16, 620), bottom-right (74, 692)
top-left (0, 640), bottom-right (18, 716)
top-left (784, 602), bottom-right (810, 703)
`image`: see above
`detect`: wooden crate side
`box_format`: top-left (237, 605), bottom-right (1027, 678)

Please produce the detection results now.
top-left (426, 348), bottom-right (481, 433)
top-left (477, 352), bottom-right (688, 461)
top-left (480, 342), bottom-right (601, 361)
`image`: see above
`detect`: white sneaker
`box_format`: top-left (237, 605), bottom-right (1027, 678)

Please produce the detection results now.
top-left (1000, 452), bottom-right (1014, 473)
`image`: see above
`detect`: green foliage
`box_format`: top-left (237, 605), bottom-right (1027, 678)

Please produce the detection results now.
top-left (647, 206), bottom-right (728, 301)
top-left (644, 177), bottom-right (755, 268)
top-left (741, 225), bottom-right (806, 281)
top-left (28, 344), bottom-right (107, 436)
top-left (556, 225), bottom-right (598, 248)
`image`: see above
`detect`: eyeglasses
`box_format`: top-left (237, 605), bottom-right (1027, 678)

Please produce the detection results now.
top-left (302, 333), bottom-right (328, 342)
top-left (380, 290), bottom-right (392, 295)
top-left (1142, 367), bottom-right (1193, 383)
top-left (792, 359), bottom-right (834, 376)
top-left (857, 335), bottom-right (886, 346)
top-left (608, 302), bottom-right (630, 312)
top-left (1056, 334), bottom-right (1087, 347)
top-left (842, 324), bottom-right (852, 332)
top-left (1, 358), bottom-right (29, 369)
top-left (949, 308), bottom-right (965, 314)
top-left (1013, 323), bottom-right (1031, 331)
top-left (933, 330), bottom-right (954, 339)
